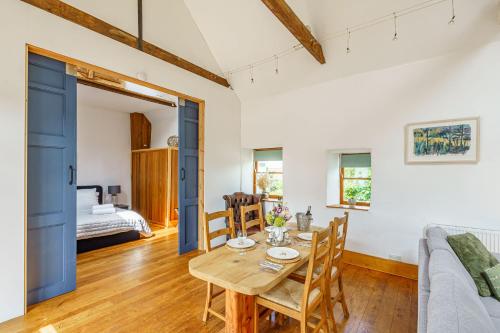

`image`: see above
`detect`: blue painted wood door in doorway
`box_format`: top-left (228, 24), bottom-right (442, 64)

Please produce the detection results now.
top-left (27, 53), bottom-right (77, 305)
top-left (178, 99), bottom-right (199, 254)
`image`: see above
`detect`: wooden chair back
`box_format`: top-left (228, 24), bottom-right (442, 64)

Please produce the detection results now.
top-left (330, 212), bottom-right (349, 278)
top-left (302, 226), bottom-right (333, 315)
top-left (203, 208), bottom-right (236, 253)
top-left (240, 202), bottom-right (264, 234)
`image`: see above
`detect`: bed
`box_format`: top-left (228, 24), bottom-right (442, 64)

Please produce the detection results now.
top-left (77, 185), bottom-right (152, 253)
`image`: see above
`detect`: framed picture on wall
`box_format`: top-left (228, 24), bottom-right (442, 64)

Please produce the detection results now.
top-left (405, 117), bottom-right (479, 164)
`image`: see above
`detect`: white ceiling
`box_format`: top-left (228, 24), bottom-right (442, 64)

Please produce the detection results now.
top-left (77, 84), bottom-right (175, 114)
top-left (65, 0), bottom-right (500, 102)
top-left (186, 0), bottom-right (500, 101)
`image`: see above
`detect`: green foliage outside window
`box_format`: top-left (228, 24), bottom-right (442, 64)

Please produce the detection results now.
top-left (343, 167), bottom-right (371, 203)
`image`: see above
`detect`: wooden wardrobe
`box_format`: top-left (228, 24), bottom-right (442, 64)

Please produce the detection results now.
top-left (130, 113), bottom-right (178, 227)
top-left (130, 113), bottom-right (151, 150)
top-left (131, 147), bottom-right (178, 227)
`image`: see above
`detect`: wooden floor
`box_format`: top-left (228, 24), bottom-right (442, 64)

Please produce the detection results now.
top-left (0, 227), bottom-right (417, 333)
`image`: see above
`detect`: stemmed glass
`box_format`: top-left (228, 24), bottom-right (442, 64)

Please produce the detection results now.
top-left (237, 230), bottom-right (247, 255)
top-left (237, 230), bottom-right (247, 245)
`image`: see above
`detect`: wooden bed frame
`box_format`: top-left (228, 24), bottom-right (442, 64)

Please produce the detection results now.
top-left (77, 185), bottom-right (140, 253)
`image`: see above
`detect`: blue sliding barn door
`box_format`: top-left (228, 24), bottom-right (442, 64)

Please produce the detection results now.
top-left (178, 99), bottom-right (199, 254)
top-left (27, 53), bottom-right (77, 305)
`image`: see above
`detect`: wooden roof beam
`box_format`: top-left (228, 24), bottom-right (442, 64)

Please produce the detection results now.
top-left (261, 0), bottom-right (325, 64)
top-left (21, 0), bottom-right (230, 87)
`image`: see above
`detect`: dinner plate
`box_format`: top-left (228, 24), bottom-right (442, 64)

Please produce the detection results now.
top-left (297, 232), bottom-right (313, 241)
top-left (266, 247), bottom-right (300, 260)
top-left (226, 238), bottom-right (256, 249)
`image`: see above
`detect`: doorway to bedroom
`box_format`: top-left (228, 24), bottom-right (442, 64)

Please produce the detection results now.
top-left (75, 79), bottom-right (179, 252)
top-left (26, 46), bottom-right (203, 306)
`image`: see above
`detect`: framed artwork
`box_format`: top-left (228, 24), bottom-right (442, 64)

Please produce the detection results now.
top-left (405, 117), bottom-right (479, 164)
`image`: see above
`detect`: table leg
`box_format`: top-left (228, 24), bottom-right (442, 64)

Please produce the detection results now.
top-left (225, 289), bottom-right (256, 333)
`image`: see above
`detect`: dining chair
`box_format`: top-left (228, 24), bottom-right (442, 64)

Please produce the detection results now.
top-left (289, 212), bottom-right (350, 332)
top-left (253, 228), bottom-right (332, 333)
top-left (240, 202), bottom-right (265, 235)
top-left (327, 212), bottom-right (350, 325)
top-left (202, 208), bottom-right (236, 323)
top-left (223, 192), bottom-right (262, 231)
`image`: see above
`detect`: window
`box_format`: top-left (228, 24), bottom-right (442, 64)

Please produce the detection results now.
top-left (253, 148), bottom-right (283, 198)
top-left (340, 153), bottom-right (372, 206)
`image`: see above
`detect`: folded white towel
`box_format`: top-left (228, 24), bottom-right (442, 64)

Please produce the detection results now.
top-left (92, 204), bottom-right (114, 210)
top-left (92, 207), bottom-right (116, 215)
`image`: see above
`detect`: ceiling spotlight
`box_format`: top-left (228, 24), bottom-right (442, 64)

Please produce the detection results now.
top-left (346, 28), bottom-right (351, 54)
top-left (448, 0), bottom-right (456, 24)
top-left (393, 12), bottom-right (399, 41)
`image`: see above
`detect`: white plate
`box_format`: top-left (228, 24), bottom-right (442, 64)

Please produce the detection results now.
top-left (266, 247), bottom-right (300, 260)
top-left (297, 232), bottom-right (313, 241)
top-left (226, 238), bottom-right (256, 249)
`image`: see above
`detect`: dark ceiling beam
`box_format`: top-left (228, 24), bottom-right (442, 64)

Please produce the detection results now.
top-left (261, 0), bottom-right (325, 64)
top-left (21, 0), bottom-right (230, 87)
top-left (137, 0), bottom-right (143, 51)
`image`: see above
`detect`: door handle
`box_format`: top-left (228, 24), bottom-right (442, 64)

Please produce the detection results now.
top-left (180, 168), bottom-right (185, 181)
top-left (69, 165), bottom-right (75, 185)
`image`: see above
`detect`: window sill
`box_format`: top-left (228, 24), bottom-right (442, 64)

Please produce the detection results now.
top-left (326, 204), bottom-right (370, 211)
top-left (261, 198), bottom-right (281, 202)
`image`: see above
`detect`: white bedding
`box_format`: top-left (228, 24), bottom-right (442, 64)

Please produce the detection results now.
top-left (77, 209), bottom-right (153, 240)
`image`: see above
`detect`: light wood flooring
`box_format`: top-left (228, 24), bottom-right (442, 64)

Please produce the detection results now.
top-left (0, 226), bottom-right (417, 333)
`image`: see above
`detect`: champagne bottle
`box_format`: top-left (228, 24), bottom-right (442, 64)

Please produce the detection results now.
top-left (306, 205), bottom-right (311, 216)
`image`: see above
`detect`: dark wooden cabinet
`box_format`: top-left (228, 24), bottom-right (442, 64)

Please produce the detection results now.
top-left (130, 113), bottom-right (151, 150)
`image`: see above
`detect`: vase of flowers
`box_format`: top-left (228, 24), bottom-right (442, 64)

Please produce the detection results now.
top-left (256, 173), bottom-right (271, 199)
top-left (265, 203), bottom-right (292, 242)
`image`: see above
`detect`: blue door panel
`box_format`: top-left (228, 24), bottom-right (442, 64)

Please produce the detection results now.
top-left (27, 224), bottom-right (65, 299)
top-left (27, 146), bottom-right (65, 216)
top-left (27, 53), bottom-right (77, 305)
top-left (28, 88), bottom-right (66, 137)
top-left (178, 100), bottom-right (199, 254)
top-left (28, 55), bottom-right (66, 89)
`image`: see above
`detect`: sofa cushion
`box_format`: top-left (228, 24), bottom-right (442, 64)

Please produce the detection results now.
top-left (427, 234), bottom-right (478, 292)
top-left (427, 233), bottom-right (452, 253)
top-left (490, 317), bottom-right (500, 332)
top-left (481, 296), bottom-right (500, 319)
top-left (426, 227), bottom-right (478, 292)
top-left (426, 226), bottom-right (448, 239)
top-left (428, 249), bottom-right (477, 292)
top-left (447, 233), bottom-right (499, 297)
top-left (427, 272), bottom-right (496, 333)
top-left (483, 264), bottom-right (500, 301)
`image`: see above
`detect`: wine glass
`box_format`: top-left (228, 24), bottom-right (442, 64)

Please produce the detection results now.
top-left (237, 230), bottom-right (247, 245)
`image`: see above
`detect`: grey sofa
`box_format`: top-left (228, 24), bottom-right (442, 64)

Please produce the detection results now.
top-left (418, 226), bottom-right (500, 333)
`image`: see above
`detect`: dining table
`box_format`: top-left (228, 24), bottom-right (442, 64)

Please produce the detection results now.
top-left (188, 223), bottom-right (324, 333)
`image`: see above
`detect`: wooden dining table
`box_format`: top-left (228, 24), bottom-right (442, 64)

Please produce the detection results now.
top-left (189, 224), bottom-right (323, 333)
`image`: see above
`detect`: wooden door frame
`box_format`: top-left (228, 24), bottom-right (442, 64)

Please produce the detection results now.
top-left (24, 44), bottom-right (206, 312)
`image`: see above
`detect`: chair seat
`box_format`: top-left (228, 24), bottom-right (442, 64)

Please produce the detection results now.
top-left (294, 264), bottom-right (337, 278)
top-left (259, 279), bottom-right (320, 311)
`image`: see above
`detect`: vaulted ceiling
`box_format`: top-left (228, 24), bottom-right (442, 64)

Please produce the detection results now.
top-left (62, 0), bottom-right (500, 101)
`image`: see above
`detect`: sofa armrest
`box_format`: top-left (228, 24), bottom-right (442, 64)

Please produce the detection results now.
top-left (418, 238), bottom-right (430, 333)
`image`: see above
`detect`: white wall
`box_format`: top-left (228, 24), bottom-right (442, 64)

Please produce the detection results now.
top-left (326, 152), bottom-right (340, 206)
top-left (242, 41), bottom-right (500, 266)
top-left (145, 108), bottom-right (178, 148)
top-left (240, 149), bottom-right (254, 194)
top-left (0, 1), bottom-right (241, 323)
top-left (77, 104), bottom-right (131, 205)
